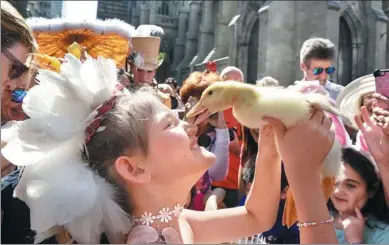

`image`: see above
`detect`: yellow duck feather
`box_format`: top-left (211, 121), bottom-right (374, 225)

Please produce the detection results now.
top-left (186, 80), bottom-right (346, 228)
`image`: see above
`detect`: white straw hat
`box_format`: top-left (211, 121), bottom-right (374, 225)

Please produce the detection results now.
top-left (336, 74), bottom-right (376, 128)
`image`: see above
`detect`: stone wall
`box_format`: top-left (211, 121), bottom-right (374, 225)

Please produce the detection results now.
top-left (96, 0), bottom-right (131, 22)
top-left (95, 0), bottom-right (388, 86)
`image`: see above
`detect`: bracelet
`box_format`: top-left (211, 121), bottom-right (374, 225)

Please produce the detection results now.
top-left (297, 217), bottom-right (334, 228)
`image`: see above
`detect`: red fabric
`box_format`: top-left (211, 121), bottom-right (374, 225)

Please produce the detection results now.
top-left (84, 83), bottom-right (124, 144)
top-left (212, 108), bottom-right (242, 190)
top-left (205, 61), bottom-right (217, 73)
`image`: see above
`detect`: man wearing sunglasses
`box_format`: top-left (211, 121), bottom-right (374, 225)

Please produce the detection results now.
top-left (299, 37), bottom-right (344, 101)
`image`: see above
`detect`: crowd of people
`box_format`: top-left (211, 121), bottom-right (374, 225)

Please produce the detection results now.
top-left (1, 1), bottom-right (389, 244)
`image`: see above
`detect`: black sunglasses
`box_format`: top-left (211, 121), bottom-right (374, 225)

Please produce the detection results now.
top-left (311, 66), bottom-right (336, 76)
top-left (2, 49), bottom-right (29, 80)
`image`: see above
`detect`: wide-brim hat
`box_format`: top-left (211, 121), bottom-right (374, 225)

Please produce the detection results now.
top-left (26, 18), bottom-right (135, 68)
top-left (336, 74), bottom-right (376, 128)
top-left (130, 36), bottom-right (163, 71)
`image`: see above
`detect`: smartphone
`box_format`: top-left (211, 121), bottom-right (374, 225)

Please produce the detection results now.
top-left (373, 69), bottom-right (389, 98)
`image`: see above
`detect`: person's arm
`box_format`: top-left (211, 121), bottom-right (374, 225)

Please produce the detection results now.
top-left (265, 109), bottom-right (338, 244)
top-left (207, 128), bottom-right (230, 181)
top-left (204, 188), bottom-right (226, 211)
top-left (181, 125), bottom-right (281, 244)
top-left (289, 170), bottom-right (337, 244)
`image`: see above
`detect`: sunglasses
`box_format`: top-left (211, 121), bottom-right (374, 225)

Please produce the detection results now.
top-left (11, 88), bottom-right (27, 103)
top-left (311, 66), bottom-right (336, 76)
top-left (2, 49), bottom-right (29, 80)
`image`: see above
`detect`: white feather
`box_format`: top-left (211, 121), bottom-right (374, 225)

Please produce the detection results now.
top-left (134, 25), bottom-right (164, 38)
top-left (1, 51), bottom-right (132, 243)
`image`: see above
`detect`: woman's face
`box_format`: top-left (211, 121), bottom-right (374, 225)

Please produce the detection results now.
top-left (1, 43), bottom-right (30, 123)
top-left (145, 102), bottom-right (216, 186)
top-left (249, 128), bottom-right (260, 143)
top-left (361, 92), bottom-right (374, 115)
top-left (330, 163), bottom-right (369, 215)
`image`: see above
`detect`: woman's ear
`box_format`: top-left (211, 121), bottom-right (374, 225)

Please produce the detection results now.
top-left (114, 155), bottom-right (151, 184)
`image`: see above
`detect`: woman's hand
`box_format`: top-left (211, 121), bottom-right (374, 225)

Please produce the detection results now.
top-left (208, 112), bottom-right (227, 129)
top-left (184, 96), bottom-right (199, 124)
top-left (342, 207), bottom-right (365, 244)
top-left (356, 106), bottom-right (389, 167)
top-left (264, 109), bottom-right (334, 183)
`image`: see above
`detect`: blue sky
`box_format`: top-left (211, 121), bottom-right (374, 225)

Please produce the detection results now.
top-left (62, 1), bottom-right (98, 20)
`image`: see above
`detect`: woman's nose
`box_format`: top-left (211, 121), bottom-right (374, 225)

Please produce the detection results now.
top-left (333, 185), bottom-right (344, 195)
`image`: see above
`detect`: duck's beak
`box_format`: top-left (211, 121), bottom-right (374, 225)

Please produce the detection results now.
top-left (186, 102), bottom-right (211, 125)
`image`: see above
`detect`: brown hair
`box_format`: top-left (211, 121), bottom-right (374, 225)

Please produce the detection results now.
top-left (300, 37), bottom-right (335, 65)
top-left (1, 1), bottom-right (37, 53)
top-left (180, 71), bottom-right (221, 104)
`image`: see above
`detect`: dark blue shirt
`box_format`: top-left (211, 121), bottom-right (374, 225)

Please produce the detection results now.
top-left (239, 196), bottom-right (300, 244)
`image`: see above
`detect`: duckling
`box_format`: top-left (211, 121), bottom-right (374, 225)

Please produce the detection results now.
top-left (186, 80), bottom-right (345, 228)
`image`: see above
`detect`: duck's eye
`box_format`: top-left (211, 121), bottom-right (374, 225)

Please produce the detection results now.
top-left (208, 90), bottom-right (213, 96)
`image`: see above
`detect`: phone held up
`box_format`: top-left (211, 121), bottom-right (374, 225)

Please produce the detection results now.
top-left (373, 69), bottom-right (389, 109)
top-left (374, 69), bottom-right (389, 98)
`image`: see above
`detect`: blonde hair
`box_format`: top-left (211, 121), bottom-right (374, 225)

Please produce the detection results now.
top-left (1, 1), bottom-right (38, 52)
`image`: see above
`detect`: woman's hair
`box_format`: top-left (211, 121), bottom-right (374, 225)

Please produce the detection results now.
top-left (179, 71), bottom-right (221, 104)
top-left (83, 88), bottom-right (161, 215)
top-left (241, 156), bottom-right (288, 192)
top-left (329, 147), bottom-right (389, 227)
top-left (1, 1), bottom-right (37, 52)
top-left (241, 127), bottom-right (258, 167)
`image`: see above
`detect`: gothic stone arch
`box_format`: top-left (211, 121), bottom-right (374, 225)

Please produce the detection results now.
top-left (339, 4), bottom-right (366, 81)
top-left (236, 9), bottom-right (259, 82)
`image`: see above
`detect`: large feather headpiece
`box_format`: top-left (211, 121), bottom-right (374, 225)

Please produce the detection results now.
top-left (1, 51), bottom-right (132, 243)
top-left (26, 18), bottom-right (136, 68)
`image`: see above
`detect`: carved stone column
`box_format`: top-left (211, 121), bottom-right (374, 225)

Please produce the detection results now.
top-left (176, 1), bottom-right (202, 71)
top-left (192, 0), bottom-right (214, 65)
top-left (172, 7), bottom-right (190, 69)
top-left (149, 1), bottom-right (158, 24)
top-left (139, 3), bottom-right (150, 25)
top-left (210, 0), bottom-right (237, 60)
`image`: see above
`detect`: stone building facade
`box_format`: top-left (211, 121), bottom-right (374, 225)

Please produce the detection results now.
top-left (26, 1), bottom-right (63, 18)
top-left (98, 0), bottom-right (388, 86)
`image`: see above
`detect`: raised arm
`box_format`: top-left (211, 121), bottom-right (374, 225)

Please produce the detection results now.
top-left (267, 109), bottom-right (338, 244)
top-left (181, 124), bottom-right (281, 244)
top-left (207, 112), bottom-right (230, 181)
top-left (208, 128), bottom-right (230, 181)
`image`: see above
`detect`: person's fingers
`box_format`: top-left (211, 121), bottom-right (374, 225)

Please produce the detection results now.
top-left (310, 108), bottom-right (325, 124)
top-left (383, 121), bottom-right (389, 137)
top-left (355, 206), bottom-right (364, 220)
top-left (321, 114), bottom-right (333, 131)
top-left (263, 116), bottom-right (286, 138)
top-left (373, 93), bottom-right (389, 102)
top-left (355, 114), bottom-right (367, 134)
top-left (373, 107), bottom-right (389, 117)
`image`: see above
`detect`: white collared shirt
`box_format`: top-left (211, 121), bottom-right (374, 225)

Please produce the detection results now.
top-left (296, 79), bottom-right (344, 101)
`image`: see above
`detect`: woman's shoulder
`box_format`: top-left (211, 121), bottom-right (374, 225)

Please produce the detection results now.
top-left (364, 217), bottom-right (389, 244)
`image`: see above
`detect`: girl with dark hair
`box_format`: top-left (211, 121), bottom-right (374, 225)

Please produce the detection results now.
top-left (329, 147), bottom-right (389, 244)
top-left (239, 125), bottom-right (300, 244)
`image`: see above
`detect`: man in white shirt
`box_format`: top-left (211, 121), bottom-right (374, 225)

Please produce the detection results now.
top-left (299, 38), bottom-right (344, 101)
